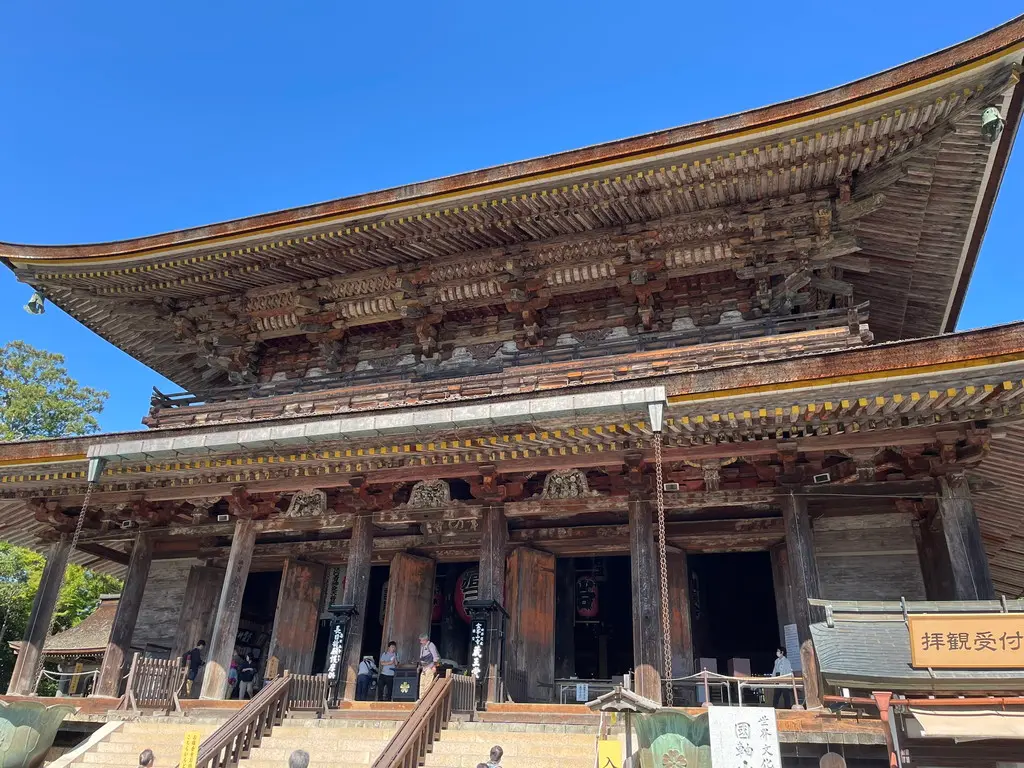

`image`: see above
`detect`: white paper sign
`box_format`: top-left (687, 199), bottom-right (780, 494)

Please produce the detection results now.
top-left (783, 624), bottom-right (802, 672)
top-left (709, 706), bottom-right (782, 768)
top-left (575, 682), bottom-right (589, 702)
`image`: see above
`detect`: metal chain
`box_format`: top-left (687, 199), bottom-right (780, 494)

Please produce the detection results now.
top-left (654, 432), bottom-right (673, 706)
top-left (31, 482), bottom-right (95, 693)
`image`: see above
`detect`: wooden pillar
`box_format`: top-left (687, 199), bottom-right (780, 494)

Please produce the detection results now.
top-left (200, 518), bottom-right (257, 699)
top-left (782, 493), bottom-right (822, 709)
top-left (381, 552), bottom-right (436, 672)
top-left (769, 543), bottom-right (794, 646)
top-left (7, 537), bottom-right (71, 695)
top-left (628, 495), bottom-right (663, 705)
top-left (505, 547), bottom-right (555, 702)
top-left (479, 505), bottom-right (508, 703)
top-left (96, 534), bottom-right (153, 697)
top-left (938, 474), bottom-right (995, 600)
top-left (269, 558), bottom-right (325, 675)
top-left (554, 557), bottom-right (576, 680)
top-left (340, 514), bottom-right (373, 700)
top-left (666, 550), bottom-right (693, 704)
top-left (171, 565), bottom-right (226, 660)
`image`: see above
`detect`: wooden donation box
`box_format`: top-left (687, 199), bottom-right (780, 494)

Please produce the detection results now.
top-left (392, 665), bottom-right (420, 701)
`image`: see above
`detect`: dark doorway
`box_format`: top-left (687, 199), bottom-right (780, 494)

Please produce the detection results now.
top-left (430, 563), bottom-right (472, 667)
top-left (361, 565), bottom-right (391, 659)
top-left (555, 556), bottom-right (634, 683)
top-left (237, 570), bottom-right (282, 692)
top-left (687, 552), bottom-right (780, 676)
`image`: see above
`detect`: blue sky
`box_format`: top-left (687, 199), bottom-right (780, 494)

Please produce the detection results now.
top-left (1, 4), bottom-right (1022, 434)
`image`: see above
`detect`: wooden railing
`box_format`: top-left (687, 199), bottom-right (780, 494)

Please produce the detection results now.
top-left (123, 653), bottom-right (186, 713)
top-left (371, 672), bottom-right (455, 768)
top-left (288, 673), bottom-right (330, 716)
top-left (450, 673), bottom-right (476, 714)
top-left (192, 674), bottom-right (291, 768)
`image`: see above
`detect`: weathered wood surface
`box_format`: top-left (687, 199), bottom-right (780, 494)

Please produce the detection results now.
top-left (381, 551), bottom-right (436, 672)
top-left (666, 550), bottom-right (693, 703)
top-left (201, 518), bottom-right (257, 699)
top-left (268, 558), bottom-right (324, 675)
top-left (629, 498), bottom-right (663, 704)
top-left (814, 512), bottom-right (926, 601)
top-left (505, 547), bottom-right (555, 703)
top-left (938, 474), bottom-right (996, 600)
top-left (340, 514), bottom-right (373, 700)
top-left (171, 565), bottom-right (226, 660)
top-left (479, 505), bottom-right (507, 703)
top-left (132, 558), bottom-right (194, 654)
top-left (781, 493), bottom-right (822, 709)
top-left (7, 538), bottom-right (70, 695)
top-left (769, 544), bottom-right (793, 646)
top-left (97, 534), bottom-right (153, 697)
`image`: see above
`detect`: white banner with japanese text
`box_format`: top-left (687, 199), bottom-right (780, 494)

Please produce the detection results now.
top-left (709, 706), bottom-right (782, 768)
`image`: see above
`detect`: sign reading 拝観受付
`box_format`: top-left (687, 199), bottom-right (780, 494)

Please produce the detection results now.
top-left (908, 613), bottom-right (1024, 669)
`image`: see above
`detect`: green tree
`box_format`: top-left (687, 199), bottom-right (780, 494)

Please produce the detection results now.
top-left (0, 341), bottom-right (108, 441)
top-left (0, 543), bottom-right (122, 692)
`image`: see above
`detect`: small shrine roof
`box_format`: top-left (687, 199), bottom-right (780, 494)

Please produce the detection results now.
top-left (10, 595), bottom-right (119, 657)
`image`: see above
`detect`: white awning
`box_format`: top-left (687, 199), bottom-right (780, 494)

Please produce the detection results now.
top-left (908, 708), bottom-right (1024, 741)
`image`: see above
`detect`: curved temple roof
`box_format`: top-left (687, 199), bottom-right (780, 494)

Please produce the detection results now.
top-left (2, 16), bottom-right (1023, 393)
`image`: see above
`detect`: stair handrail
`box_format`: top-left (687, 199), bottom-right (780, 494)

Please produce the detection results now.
top-left (189, 673), bottom-right (293, 768)
top-left (371, 671), bottom-right (455, 768)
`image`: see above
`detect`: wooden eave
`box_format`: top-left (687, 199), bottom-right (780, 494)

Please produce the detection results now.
top-left (1, 18), bottom-right (1023, 392)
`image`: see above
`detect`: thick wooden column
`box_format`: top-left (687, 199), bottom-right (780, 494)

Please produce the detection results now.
top-left (554, 558), bottom-right (576, 680)
top-left (269, 559), bottom-right (325, 675)
top-left (96, 534), bottom-right (153, 697)
top-left (340, 514), bottom-right (373, 700)
top-left (381, 552), bottom-right (436, 671)
top-left (628, 495), bottom-right (663, 705)
top-left (782, 494), bottom-right (822, 709)
top-left (505, 547), bottom-right (555, 702)
top-left (201, 518), bottom-right (257, 699)
top-left (7, 538), bottom-right (71, 695)
top-left (171, 565), bottom-right (226, 660)
top-left (938, 474), bottom-right (995, 600)
top-left (769, 543), bottom-right (794, 646)
top-left (479, 505), bottom-right (508, 703)
top-left (666, 550), bottom-right (693, 703)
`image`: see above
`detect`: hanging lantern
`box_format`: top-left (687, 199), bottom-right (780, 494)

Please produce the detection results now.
top-left (455, 567), bottom-right (479, 624)
top-left (576, 576), bottom-right (599, 619)
top-left (432, 580), bottom-right (443, 623)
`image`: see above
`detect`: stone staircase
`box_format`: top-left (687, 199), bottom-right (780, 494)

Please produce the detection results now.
top-left (243, 720), bottom-right (398, 768)
top-left (71, 721), bottom-right (220, 768)
top-left (422, 720), bottom-right (597, 768)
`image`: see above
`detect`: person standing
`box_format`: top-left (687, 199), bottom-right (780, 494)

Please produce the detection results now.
top-left (771, 647), bottom-right (794, 709)
top-left (238, 654), bottom-right (257, 700)
top-left (357, 655), bottom-right (378, 701)
top-left (378, 641), bottom-right (399, 701)
top-left (182, 640), bottom-right (206, 697)
top-left (417, 634), bottom-right (440, 700)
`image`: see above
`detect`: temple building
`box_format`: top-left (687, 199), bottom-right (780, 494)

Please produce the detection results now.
top-left (1, 18), bottom-right (1024, 763)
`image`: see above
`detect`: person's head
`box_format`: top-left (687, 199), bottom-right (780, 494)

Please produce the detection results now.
top-left (197, 640), bottom-right (206, 649)
top-left (477, 763), bottom-right (489, 768)
top-left (419, 634), bottom-right (429, 646)
top-left (288, 750), bottom-right (310, 768)
top-left (139, 749), bottom-right (155, 768)
top-left (776, 647), bottom-right (786, 658)
top-left (246, 654), bottom-right (253, 663)
top-left (387, 641), bottom-right (397, 652)
top-left (489, 745), bottom-right (503, 763)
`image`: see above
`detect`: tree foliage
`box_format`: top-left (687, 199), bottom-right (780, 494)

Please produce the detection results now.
top-left (0, 341), bottom-right (108, 441)
top-left (0, 543), bottom-right (122, 691)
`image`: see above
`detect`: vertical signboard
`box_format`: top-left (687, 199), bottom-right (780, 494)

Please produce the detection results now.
top-left (709, 706), bottom-right (781, 768)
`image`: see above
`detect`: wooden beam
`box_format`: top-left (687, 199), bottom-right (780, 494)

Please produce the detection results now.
top-left (629, 496), bottom-right (663, 704)
top-left (96, 534), bottom-right (153, 696)
top-left (340, 514), bottom-right (373, 701)
top-left (937, 474), bottom-right (996, 600)
top-left (77, 542), bottom-right (130, 565)
top-left (782, 494), bottom-right (822, 709)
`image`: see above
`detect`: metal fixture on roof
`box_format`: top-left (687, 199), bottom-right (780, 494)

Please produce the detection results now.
top-left (981, 106), bottom-right (1005, 143)
top-left (23, 291), bottom-right (45, 315)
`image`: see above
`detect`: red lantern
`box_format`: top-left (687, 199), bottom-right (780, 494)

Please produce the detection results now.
top-left (455, 567), bottom-right (479, 624)
top-left (576, 576), bottom-right (599, 618)
top-left (432, 580), bottom-right (443, 623)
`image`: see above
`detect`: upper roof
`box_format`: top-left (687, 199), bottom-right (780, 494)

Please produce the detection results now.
top-left (2, 16), bottom-right (1023, 392)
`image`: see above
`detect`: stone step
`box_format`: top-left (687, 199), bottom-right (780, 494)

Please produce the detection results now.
top-left (235, 747), bottom-right (386, 762)
top-left (423, 759), bottom-right (594, 768)
top-left (255, 741), bottom-right (393, 755)
top-left (436, 730), bottom-right (595, 743)
top-left (427, 741), bottom-right (594, 758)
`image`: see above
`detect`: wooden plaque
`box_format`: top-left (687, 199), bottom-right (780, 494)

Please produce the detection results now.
top-left (908, 613), bottom-right (1024, 669)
